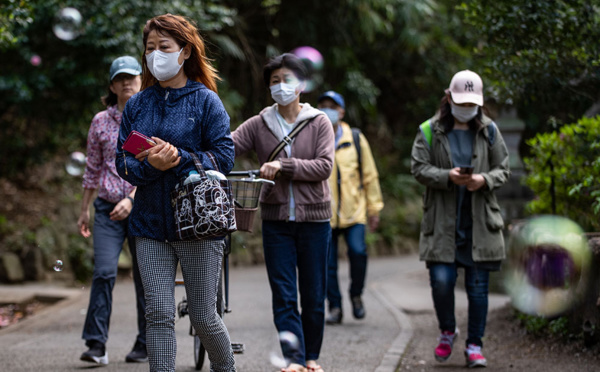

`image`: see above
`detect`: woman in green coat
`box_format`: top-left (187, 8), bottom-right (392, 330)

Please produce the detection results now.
top-left (411, 70), bottom-right (510, 368)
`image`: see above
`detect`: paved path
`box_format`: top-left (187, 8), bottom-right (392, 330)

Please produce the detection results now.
top-left (0, 254), bottom-right (509, 372)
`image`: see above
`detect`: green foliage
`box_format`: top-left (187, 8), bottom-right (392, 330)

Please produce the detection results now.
top-left (523, 115), bottom-right (600, 231)
top-left (460, 0), bottom-right (600, 134)
top-left (67, 233), bottom-right (94, 283)
top-left (0, 0), bottom-right (34, 49)
top-left (516, 311), bottom-right (571, 338)
top-left (0, 0), bottom-right (241, 177)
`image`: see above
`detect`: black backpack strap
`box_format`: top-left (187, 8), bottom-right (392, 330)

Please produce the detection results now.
top-left (351, 128), bottom-right (363, 189)
top-left (267, 119), bottom-right (311, 162)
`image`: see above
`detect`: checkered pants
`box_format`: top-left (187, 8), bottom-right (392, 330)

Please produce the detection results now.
top-left (136, 237), bottom-right (236, 372)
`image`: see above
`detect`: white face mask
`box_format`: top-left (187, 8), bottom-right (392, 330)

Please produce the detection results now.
top-left (450, 101), bottom-right (479, 123)
top-left (270, 82), bottom-right (301, 106)
top-left (146, 48), bottom-right (184, 81)
top-left (320, 108), bottom-right (339, 125)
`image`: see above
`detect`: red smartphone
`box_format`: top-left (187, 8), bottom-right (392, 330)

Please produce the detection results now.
top-left (459, 165), bottom-right (474, 175)
top-left (122, 131), bottom-right (156, 155)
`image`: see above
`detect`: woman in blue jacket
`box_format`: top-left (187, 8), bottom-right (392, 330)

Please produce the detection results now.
top-left (115, 14), bottom-right (235, 372)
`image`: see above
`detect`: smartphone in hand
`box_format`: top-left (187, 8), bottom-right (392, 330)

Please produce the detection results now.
top-left (459, 165), bottom-right (474, 175)
top-left (122, 131), bottom-right (156, 155)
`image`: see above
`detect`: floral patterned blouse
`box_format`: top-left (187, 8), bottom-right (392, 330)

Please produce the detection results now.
top-left (82, 105), bottom-right (134, 203)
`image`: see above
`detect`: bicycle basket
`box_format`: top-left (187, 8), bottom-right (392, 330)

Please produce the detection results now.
top-left (230, 178), bottom-right (265, 232)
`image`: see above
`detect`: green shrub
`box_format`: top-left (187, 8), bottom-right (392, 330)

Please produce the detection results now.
top-left (523, 115), bottom-right (600, 231)
top-left (516, 311), bottom-right (571, 338)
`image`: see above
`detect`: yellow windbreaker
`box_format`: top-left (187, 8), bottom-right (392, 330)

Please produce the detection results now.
top-left (330, 122), bottom-right (384, 229)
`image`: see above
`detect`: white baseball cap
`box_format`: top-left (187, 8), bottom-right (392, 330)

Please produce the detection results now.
top-left (447, 70), bottom-right (484, 106)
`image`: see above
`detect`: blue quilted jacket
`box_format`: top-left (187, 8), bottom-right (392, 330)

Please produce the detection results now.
top-left (115, 80), bottom-right (234, 241)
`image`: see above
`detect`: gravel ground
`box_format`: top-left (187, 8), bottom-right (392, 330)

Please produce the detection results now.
top-left (399, 304), bottom-right (600, 372)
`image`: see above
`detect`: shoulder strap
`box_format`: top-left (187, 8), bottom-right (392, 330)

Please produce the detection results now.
top-left (205, 151), bottom-right (219, 172)
top-left (419, 119), bottom-right (432, 147)
top-left (487, 121), bottom-right (496, 146)
top-left (351, 128), bottom-right (364, 189)
top-left (189, 152), bottom-right (207, 177)
top-left (267, 118), bottom-right (311, 162)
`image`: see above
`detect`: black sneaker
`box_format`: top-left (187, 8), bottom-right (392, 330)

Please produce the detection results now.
top-left (351, 296), bottom-right (365, 319)
top-left (125, 340), bottom-right (148, 363)
top-left (80, 340), bottom-right (108, 365)
top-left (325, 307), bottom-right (343, 325)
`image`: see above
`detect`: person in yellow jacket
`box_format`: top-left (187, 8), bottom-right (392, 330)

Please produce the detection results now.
top-left (317, 91), bottom-right (384, 324)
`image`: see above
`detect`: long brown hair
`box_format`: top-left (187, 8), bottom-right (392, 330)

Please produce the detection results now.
top-left (141, 14), bottom-right (220, 92)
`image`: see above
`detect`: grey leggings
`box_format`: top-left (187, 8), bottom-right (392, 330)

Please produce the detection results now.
top-left (136, 237), bottom-right (236, 372)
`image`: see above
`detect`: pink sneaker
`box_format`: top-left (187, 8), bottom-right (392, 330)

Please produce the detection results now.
top-left (434, 328), bottom-right (459, 362)
top-left (464, 343), bottom-right (487, 368)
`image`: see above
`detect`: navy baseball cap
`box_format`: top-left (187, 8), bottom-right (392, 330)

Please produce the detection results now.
top-left (109, 56), bottom-right (142, 81)
top-left (318, 90), bottom-right (345, 109)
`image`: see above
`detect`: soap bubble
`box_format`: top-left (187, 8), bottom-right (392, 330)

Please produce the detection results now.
top-left (270, 331), bottom-right (301, 368)
top-left (292, 46), bottom-right (324, 93)
top-left (53, 260), bottom-right (63, 272)
top-left (30, 55), bottom-right (42, 66)
top-left (52, 8), bottom-right (82, 41)
top-left (66, 152), bottom-right (86, 176)
top-left (279, 330), bottom-right (300, 350)
top-left (503, 215), bottom-right (591, 317)
top-left (269, 352), bottom-right (287, 369)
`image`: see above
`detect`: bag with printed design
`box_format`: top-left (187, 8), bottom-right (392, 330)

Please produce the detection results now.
top-left (171, 152), bottom-right (236, 240)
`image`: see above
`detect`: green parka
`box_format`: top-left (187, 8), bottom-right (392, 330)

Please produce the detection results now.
top-left (410, 113), bottom-right (510, 263)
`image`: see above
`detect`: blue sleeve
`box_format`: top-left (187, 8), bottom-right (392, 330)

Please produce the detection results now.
top-left (174, 93), bottom-right (234, 176)
top-left (115, 98), bottom-right (164, 185)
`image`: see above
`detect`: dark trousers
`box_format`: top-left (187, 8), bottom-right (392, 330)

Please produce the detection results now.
top-left (82, 198), bottom-right (146, 347)
top-left (327, 224), bottom-right (367, 310)
top-left (428, 262), bottom-right (489, 347)
top-left (262, 220), bottom-right (330, 364)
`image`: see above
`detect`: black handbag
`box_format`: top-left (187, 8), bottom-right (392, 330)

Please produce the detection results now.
top-left (171, 152), bottom-right (237, 240)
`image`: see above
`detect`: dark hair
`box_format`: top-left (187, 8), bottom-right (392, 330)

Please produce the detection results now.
top-left (141, 14), bottom-right (220, 92)
top-left (263, 53), bottom-right (309, 87)
top-left (438, 95), bottom-right (486, 132)
top-left (101, 88), bottom-right (117, 107)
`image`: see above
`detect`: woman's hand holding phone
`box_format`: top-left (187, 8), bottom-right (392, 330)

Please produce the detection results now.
top-left (135, 137), bottom-right (181, 171)
top-left (449, 167), bottom-right (471, 186)
top-left (449, 167), bottom-right (487, 191)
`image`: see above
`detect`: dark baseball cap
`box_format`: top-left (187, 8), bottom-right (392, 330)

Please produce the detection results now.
top-left (318, 90), bottom-right (345, 109)
top-left (109, 56), bottom-right (142, 81)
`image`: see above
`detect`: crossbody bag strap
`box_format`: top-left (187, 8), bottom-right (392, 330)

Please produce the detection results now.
top-left (267, 118), bottom-right (311, 162)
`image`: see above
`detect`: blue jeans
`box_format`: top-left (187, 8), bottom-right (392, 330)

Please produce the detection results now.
top-left (82, 198), bottom-right (146, 347)
top-left (428, 262), bottom-right (489, 347)
top-left (327, 224), bottom-right (367, 309)
top-left (262, 220), bottom-right (330, 365)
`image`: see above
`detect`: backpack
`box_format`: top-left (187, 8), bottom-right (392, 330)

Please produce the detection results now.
top-left (419, 119), bottom-right (496, 148)
top-left (351, 128), bottom-right (363, 189)
top-left (335, 127), bottom-right (364, 189)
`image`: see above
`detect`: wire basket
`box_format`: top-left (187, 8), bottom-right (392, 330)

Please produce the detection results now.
top-left (230, 178), bottom-right (266, 232)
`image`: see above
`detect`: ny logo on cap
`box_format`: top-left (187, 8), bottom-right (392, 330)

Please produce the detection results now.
top-left (465, 81), bottom-right (474, 92)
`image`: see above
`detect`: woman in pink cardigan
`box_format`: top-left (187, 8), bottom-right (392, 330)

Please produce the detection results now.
top-left (232, 53), bottom-right (334, 372)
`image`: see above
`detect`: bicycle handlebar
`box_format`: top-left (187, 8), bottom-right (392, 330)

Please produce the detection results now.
top-left (227, 170), bottom-right (260, 177)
